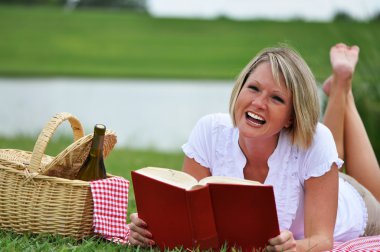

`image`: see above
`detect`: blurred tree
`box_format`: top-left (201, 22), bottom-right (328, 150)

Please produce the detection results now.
top-left (0, 0), bottom-right (61, 4)
top-left (333, 11), bottom-right (355, 22)
top-left (75, 0), bottom-right (146, 10)
top-left (370, 12), bottom-right (380, 22)
top-left (0, 0), bottom-right (147, 10)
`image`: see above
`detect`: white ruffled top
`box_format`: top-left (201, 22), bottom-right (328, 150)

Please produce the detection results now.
top-left (182, 113), bottom-right (367, 242)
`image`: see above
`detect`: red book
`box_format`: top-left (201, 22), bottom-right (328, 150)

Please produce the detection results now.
top-left (131, 167), bottom-right (280, 251)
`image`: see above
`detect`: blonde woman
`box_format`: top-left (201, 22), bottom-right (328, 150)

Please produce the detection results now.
top-left (129, 43), bottom-right (380, 251)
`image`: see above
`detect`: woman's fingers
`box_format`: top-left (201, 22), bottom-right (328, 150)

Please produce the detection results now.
top-left (129, 226), bottom-right (155, 246)
top-left (128, 235), bottom-right (149, 247)
top-left (130, 213), bottom-right (147, 228)
top-left (129, 213), bottom-right (155, 246)
top-left (266, 230), bottom-right (296, 252)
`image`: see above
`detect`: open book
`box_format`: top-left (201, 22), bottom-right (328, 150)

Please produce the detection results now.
top-left (131, 167), bottom-right (280, 251)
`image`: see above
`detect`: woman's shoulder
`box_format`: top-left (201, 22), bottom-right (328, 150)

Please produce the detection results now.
top-left (188, 113), bottom-right (235, 144)
top-left (296, 122), bottom-right (343, 176)
top-left (197, 113), bottom-right (233, 129)
top-left (315, 122), bottom-right (333, 135)
top-left (183, 113), bottom-right (238, 171)
top-left (311, 122), bottom-right (336, 147)
top-left (295, 122), bottom-right (337, 157)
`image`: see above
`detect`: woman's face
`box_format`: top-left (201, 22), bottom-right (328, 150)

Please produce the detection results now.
top-left (234, 62), bottom-right (293, 142)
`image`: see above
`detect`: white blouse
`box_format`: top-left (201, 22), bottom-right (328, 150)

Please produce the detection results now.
top-left (182, 113), bottom-right (367, 242)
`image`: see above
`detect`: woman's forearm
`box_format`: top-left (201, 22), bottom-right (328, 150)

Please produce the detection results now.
top-left (296, 235), bottom-right (334, 252)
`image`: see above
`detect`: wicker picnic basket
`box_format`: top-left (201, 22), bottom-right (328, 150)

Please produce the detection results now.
top-left (0, 112), bottom-right (117, 239)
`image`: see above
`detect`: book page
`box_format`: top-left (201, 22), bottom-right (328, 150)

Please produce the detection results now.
top-left (135, 167), bottom-right (199, 190)
top-left (198, 176), bottom-right (262, 186)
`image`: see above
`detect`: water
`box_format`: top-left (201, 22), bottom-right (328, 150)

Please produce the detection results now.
top-left (0, 78), bottom-right (232, 152)
top-left (147, 0), bottom-right (380, 21)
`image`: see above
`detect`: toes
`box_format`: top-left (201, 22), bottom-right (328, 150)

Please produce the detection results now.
top-left (350, 45), bottom-right (360, 53)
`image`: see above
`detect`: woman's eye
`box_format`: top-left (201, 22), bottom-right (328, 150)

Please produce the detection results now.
top-left (249, 85), bottom-right (259, 92)
top-left (273, 96), bottom-right (284, 103)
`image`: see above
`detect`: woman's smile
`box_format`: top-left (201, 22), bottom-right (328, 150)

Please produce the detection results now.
top-left (234, 62), bottom-right (293, 140)
top-left (246, 111), bottom-right (266, 126)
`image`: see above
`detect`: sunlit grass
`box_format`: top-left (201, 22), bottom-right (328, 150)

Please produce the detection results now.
top-left (0, 5), bottom-right (379, 82)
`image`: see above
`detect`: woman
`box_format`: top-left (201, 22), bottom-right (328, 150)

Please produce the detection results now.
top-left (129, 43), bottom-right (380, 251)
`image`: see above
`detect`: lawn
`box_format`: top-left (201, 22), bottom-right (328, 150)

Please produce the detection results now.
top-left (0, 5), bottom-right (379, 83)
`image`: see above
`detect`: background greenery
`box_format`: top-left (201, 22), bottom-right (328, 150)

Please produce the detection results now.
top-left (0, 4), bottom-right (380, 251)
top-left (1, 5), bottom-right (379, 82)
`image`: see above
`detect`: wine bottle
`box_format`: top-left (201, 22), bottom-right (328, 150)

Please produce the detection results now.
top-left (76, 124), bottom-right (107, 181)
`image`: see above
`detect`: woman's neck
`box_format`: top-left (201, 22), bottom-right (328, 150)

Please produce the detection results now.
top-left (238, 134), bottom-right (280, 164)
top-left (238, 134), bottom-right (280, 182)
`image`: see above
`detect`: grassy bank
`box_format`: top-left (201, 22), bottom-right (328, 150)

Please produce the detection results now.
top-left (0, 5), bottom-right (379, 83)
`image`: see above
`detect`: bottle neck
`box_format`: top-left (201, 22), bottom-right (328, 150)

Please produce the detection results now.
top-left (90, 134), bottom-right (104, 156)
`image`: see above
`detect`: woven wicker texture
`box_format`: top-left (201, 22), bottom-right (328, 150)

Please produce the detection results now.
top-left (0, 112), bottom-right (117, 238)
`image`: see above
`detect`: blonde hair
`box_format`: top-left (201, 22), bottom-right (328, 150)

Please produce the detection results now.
top-left (229, 46), bottom-right (320, 149)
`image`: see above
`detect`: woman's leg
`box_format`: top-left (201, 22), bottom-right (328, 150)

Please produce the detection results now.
top-left (323, 43), bottom-right (380, 201)
top-left (344, 88), bottom-right (380, 201)
top-left (323, 43), bottom-right (357, 160)
top-left (322, 75), bottom-right (345, 159)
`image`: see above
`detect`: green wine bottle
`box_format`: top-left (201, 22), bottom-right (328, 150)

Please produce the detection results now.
top-left (76, 124), bottom-right (107, 181)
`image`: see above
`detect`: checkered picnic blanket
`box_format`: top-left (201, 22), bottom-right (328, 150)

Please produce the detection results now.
top-left (90, 176), bottom-right (130, 244)
top-left (330, 236), bottom-right (380, 251)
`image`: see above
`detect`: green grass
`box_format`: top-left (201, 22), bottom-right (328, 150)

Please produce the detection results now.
top-left (0, 136), bottom-right (184, 251)
top-left (0, 230), bottom-right (136, 251)
top-left (0, 5), bottom-right (379, 83)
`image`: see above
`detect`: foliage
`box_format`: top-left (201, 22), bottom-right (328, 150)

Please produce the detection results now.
top-left (353, 83), bottom-right (380, 157)
top-left (333, 11), bottom-right (355, 22)
top-left (0, 0), bottom-right (147, 10)
top-left (0, 0), bottom-right (61, 4)
top-left (371, 12), bottom-right (380, 22)
top-left (75, 0), bottom-right (146, 10)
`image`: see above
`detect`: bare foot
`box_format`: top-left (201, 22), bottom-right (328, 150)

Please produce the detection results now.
top-left (329, 43), bottom-right (360, 95)
top-left (322, 44), bottom-right (359, 96)
top-left (330, 43), bottom-right (359, 81)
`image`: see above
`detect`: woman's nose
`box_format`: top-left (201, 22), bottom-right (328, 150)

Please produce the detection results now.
top-left (251, 94), bottom-right (267, 109)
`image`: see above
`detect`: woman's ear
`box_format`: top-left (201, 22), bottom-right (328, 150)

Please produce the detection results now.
top-left (284, 117), bottom-right (293, 129)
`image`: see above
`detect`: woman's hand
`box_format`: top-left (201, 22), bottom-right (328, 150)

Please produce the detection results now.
top-left (128, 213), bottom-right (155, 247)
top-left (266, 230), bottom-right (297, 252)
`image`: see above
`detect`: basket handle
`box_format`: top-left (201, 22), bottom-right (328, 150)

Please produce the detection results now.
top-left (29, 112), bottom-right (85, 173)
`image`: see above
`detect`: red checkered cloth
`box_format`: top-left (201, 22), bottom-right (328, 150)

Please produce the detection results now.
top-left (329, 236), bottom-right (380, 251)
top-left (90, 176), bottom-right (130, 244)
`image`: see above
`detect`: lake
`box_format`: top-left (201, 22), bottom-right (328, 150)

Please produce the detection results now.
top-left (0, 78), bottom-right (233, 152)
top-left (147, 0), bottom-right (380, 21)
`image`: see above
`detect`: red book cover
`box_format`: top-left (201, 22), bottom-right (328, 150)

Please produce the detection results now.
top-left (131, 167), bottom-right (279, 251)
top-left (131, 170), bottom-right (219, 250)
top-left (208, 183), bottom-right (280, 251)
